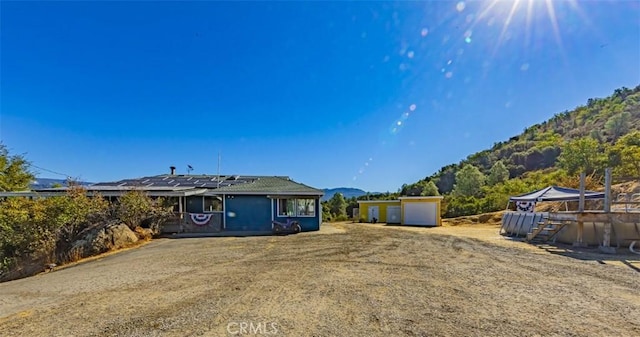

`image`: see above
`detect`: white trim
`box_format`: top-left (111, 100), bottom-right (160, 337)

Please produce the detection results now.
top-left (218, 191), bottom-right (323, 196)
top-left (357, 200), bottom-right (401, 204)
top-left (398, 196), bottom-right (444, 200)
top-left (202, 195), bottom-right (223, 213)
top-left (271, 198), bottom-right (274, 229)
top-left (275, 197), bottom-right (316, 218)
top-left (276, 198), bottom-right (296, 217)
top-left (296, 198), bottom-right (317, 217)
top-left (222, 194), bottom-right (226, 229)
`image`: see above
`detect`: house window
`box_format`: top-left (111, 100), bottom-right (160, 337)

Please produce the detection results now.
top-left (204, 196), bottom-right (222, 212)
top-left (297, 198), bottom-right (315, 217)
top-left (278, 199), bottom-right (296, 216)
top-left (277, 198), bottom-right (316, 217)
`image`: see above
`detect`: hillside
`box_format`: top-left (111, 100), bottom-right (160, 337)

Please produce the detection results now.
top-left (401, 85), bottom-right (640, 217)
top-left (30, 178), bottom-right (92, 189)
top-left (322, 187), bottom-right (367, 201)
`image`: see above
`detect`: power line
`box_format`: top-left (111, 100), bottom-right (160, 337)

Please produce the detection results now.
top-left (29, 164), bottom-right (73, 178)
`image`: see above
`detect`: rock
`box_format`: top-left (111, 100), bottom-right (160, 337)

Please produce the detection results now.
top-left (85, 223), bottom-right (139, 255)
top-left (134, 227), bottom-right (155, 240)
top-left (107, 223), bottom-right (139, 249)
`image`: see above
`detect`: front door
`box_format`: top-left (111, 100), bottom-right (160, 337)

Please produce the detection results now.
top-left (368, 206), bottom-right (379, 222)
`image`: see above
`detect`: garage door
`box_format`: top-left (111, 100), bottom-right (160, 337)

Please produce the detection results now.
top-left (386, 206), bottom-right (401, 224)
top-left (404, 202), bottom-right (437, 226)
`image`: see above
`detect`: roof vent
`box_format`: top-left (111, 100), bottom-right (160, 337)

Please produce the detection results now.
top-left (170, 166), bottom-right (176, 175)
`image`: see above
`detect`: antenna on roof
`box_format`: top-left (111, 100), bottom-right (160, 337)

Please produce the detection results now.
top-left (217, 152), bottom-right (221, 189)
top-left (187, 165), bottom-right (193, 175)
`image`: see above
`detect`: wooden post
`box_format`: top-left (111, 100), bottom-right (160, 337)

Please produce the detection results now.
top-left (574, 221), bottom-right (586, 247)
top-left (578, 172), bottom-right (585, 212)
top-left (600, 168), bottom-right (615, 253)
top-left (574, 173), bottom-right (587, 247)
top-left (604, 168), bottom-right (611, 213)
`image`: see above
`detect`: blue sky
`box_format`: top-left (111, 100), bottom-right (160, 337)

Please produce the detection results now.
top-left (1, 1), bottom-right (639, 192)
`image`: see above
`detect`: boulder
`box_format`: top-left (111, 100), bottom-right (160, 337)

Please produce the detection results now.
top-left (75, 222), bottom-right (139, 255)
top-left (107, 223), bottom-right (139, 249)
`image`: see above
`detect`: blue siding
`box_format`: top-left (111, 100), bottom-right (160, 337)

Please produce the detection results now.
top-left (224, 195), bottom-right (272, 231)
top-left (273, 197), bottom-right (321, 232)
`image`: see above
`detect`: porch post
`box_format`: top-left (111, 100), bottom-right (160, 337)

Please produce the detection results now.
top-left (574, 173), bottom-right (587, 247)
top-left (222, 194), bottom-right (226, 230)
top-left (600, 168), bottom-right (615, 253)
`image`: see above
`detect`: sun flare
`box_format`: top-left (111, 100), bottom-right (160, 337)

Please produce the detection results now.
top-left (473, 0), bottom-right (586, 60)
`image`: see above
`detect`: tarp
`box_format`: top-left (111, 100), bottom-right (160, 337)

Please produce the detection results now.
top-left (509, 186), bottom-right (605, 202)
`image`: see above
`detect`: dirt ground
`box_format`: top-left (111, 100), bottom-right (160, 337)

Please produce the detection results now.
top-left (1, 222), bottom-right (639, 337)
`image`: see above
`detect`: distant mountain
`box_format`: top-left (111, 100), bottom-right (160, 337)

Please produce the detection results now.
top-left (322, 187), bottom-right (368, 201)
top-left (30, 178), bottom-right (92, 190)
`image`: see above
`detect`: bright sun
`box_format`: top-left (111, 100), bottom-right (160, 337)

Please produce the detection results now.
top-left (474, 0), bottom-right (586, 58)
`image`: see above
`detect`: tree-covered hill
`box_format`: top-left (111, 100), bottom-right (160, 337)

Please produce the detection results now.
top-left (400, 85), bottom-right (640, 218)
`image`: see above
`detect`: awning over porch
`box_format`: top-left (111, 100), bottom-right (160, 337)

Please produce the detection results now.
top-left (509, 186), bottom-right (605, 202)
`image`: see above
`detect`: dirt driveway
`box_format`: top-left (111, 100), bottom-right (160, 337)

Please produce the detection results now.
top-left (1, 223), bottom-right (639, 336)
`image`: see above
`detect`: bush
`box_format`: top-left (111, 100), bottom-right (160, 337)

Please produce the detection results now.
top-left (0, 188), bottom-right (171, 281)
top-left (115, 190), bottom-right (172, 233)
top-left (332, 215), bottom-right (349, 222)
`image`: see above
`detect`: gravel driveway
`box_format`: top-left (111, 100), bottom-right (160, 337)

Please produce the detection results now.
top-left (1, 223), bottom-right (639, 336)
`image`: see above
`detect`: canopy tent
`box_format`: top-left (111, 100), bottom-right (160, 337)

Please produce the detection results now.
top-left (509, 186), bottom-right (605, 202)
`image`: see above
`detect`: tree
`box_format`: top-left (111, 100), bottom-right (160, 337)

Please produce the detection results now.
top-left (604, 111), bottom-right (631, 141)
top-left (345, 197), bottom-right (359, 219)
top-left (400, 180), bottom-right (439, 196)
top-left (421, 181), bottom-right (440, 196)
top-left (328, 193), bottom-right (347, 218)
top-left (452, 164), bottom-right (486, 197)
top-left (0, 144), bottom-right (34, 191)
top-left (609, 131), bottom-right (640, 178)
top-left (115, 190), bottom-right (171, 231)
top-left (487, 160), bottom-right (509, 185)
top-left (434, 164), bottom-right (457, 194)
top-left (557, 137), bottom-right (605, 176)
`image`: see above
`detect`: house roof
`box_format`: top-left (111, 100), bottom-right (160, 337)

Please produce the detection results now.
top-left (21, 174), bottom-right (323, 197)
top-left (509, 186), bottom-right (605, 202)
top-left (90, 174), bottom-right (259, 190)
top-left (207, 176), bottom-right (323, 196)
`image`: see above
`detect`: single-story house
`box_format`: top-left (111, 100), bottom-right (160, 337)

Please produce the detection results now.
top-left (0, 171), bottom-right (324, 234)
top-left (357, 196), bottom-right (443, 226)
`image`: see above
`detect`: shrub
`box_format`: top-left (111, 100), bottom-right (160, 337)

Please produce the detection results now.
top-left (114, 190), bottom-right (173, 234)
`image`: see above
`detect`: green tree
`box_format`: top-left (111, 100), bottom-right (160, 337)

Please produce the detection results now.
top-left (321, 201), bottom-right (332, 221)
top-left (0, 144), bottom-right (34, 191)
top-left (604, 111), bottom-right (631, 141)
top-left (487, 160), bottom-right (509, 185)
top-left (433, 164), bottom-right (457, 194)
top-left (452, 164), bottom-right (486, 197)
top-left (328, 192), bottom-right (347, 218)
top-left (557, 137), bottom-right (605, 175)
top-left (345, 197), bottom-right (359, 219)
top-left (421, 181), bottom-right (440, 196)
top-left (115, 190), bottom-right (171, 231)
top-left (609, 131), bottom-right (640, 178)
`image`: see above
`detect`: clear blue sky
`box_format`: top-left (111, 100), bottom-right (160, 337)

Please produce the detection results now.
top-left (1, 1), bottom-right (639, 192)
